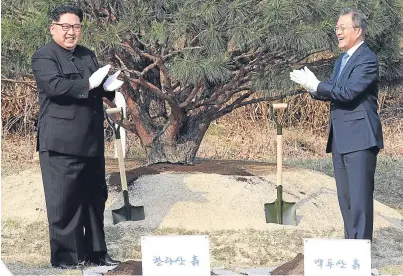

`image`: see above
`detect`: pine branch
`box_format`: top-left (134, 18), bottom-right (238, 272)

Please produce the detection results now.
top-left (213, 89), bottom-right (305, 120)
top-left (118, 68), bottom-right (142, 77)
top-left (158, 63), bottom-right (174, 94)
top-left (133, 33), bottom-right (150, 48)
top-left (128, 77), bottom-right (168, 101)
top-left (1, 77), bottom-right (36, 84)
top-left (163, 47), bottom-right (203, 60)
top-left (172, 81), bottom-right (181, 92)
top-left (295, 49), bottom-right (330, 63)
top-left (179, 83), bottom-right (203, 108)
top-left (1, 76), bottom-right (37, 89)
top-left (114, 53), bottom-right (129, 70)
top-left (141, 61), bottom-right (158, 76)
top-left (120, 41), bottom-right (157, 61)
top-left (128, 76), bottom-right (181, 114)
top-left (191, 67), bottom-right (249, 109)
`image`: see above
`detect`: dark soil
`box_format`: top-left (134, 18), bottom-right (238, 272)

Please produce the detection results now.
top-left (105, 260), bottom-right (142, 275)
top-left (105, 158), bottom-right (279, 192)
top-left (106, 254), bottom-right (304, 276)
top-left (270, 253), bottom-right (304, 275)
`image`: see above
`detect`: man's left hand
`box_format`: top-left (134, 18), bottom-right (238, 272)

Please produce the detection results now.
top-left (103, 70), bottom-right (124, 91)
top-left (289, 66), bottom-right (321, 92)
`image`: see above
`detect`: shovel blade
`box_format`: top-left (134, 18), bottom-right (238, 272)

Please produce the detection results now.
top-left (264, 200), bottom-right (297, 226)
top-left (112, 205), bottom-right (145, 225)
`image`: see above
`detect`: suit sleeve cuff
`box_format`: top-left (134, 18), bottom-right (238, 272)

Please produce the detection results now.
top-left (67, 79), bottom-right (90, 99)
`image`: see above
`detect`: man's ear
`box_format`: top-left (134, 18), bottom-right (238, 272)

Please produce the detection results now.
top-left (49, 24), bottom-right (55, 35)
top-left (356, 28), bottom-right (363, 39)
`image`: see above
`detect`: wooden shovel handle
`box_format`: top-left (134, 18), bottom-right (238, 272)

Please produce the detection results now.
top-left (272, 103), bottom-right (286, 187)
top-left (115, 138), bottom-right (128, 191)
top-left (277, 134), bottom-right (282, 187)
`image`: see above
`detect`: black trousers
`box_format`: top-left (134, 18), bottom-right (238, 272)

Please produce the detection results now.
top-left (39, 151), bottom-right (108, 265)
top-left (331, 137), bottom-right (379, 240)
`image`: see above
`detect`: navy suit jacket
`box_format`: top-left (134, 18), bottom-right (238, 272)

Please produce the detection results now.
top-left (32, 40), bottom-right (115, 157)
top-left (315, 43), bottom-right (384, 154)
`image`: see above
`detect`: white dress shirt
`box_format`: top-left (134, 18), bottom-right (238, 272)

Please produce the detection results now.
top-left (312, 40), bottom-right (365, 91)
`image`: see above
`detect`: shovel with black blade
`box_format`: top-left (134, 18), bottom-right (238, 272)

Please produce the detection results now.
top-left (264, 103), bottom-right (297, 226)
top-left (105, 107), bottom-right (145, 225)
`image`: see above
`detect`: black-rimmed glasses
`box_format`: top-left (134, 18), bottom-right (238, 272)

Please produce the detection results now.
top-left (53, 23), bottom-right (82, 32)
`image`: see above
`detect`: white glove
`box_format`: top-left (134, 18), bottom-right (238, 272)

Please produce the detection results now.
top-left (289, 66), bottom-right (321, 92)
top-left (89, 64), bottom-right (111, 89)
top-left (103, 70), bottom-right (124, 91)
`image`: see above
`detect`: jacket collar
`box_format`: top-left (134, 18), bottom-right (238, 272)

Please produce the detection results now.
top-left (48, 40), bottom-right (80, 73)
top-left (336, 42), bottom-right (367, 83)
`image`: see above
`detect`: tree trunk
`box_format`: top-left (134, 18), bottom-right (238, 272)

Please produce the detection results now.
top-left (141, 116), bottom-right (210, 164)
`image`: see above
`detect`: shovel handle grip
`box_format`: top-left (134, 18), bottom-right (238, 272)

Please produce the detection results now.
top-left (105, 107), bottom-right (122, 115)
top-left (273, 103), bottom-right (288, 110)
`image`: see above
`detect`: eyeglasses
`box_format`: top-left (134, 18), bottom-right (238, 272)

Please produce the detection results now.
top-left (53, 23), bottom-right (82, 32)
top-left (334, 25), bottom-right (359, 32)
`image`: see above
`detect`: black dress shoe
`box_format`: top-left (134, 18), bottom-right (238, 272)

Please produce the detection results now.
top-left (52, 262), bottom-right (84, 270)
top-left (87, 252), bottom-right (121, 266)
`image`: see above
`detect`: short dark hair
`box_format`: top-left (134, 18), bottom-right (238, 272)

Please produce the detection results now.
top-left (340, 8), bottom-right (368, 34)
top-left (50, 5), bottom-right (83, 22)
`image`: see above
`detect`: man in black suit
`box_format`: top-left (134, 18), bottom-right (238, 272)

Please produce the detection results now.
top-left (31, 5), bottom-right (123, 269)
top-left (290, 8), bottom-right (383, 241)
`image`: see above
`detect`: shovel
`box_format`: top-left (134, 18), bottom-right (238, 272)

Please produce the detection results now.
top-left (264, 103), bottom-right (297, 226)
top-left (105, 107), bottom-right (145, 225)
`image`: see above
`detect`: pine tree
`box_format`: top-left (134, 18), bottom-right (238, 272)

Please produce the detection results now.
top-left (2, 0), bottom-right (402, 163)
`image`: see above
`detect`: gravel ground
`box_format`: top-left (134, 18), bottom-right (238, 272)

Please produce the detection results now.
top-left (2, 161), bottom-right (403, 275)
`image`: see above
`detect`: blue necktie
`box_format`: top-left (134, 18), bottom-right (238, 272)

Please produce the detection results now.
top-left (337, 53), bottom-right (349, 80)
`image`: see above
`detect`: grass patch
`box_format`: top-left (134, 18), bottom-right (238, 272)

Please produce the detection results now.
top-left (285, 156), bottom-right (403, 210)
top-left (205, 123), bottom-right (225, 136)
top-left (1, 220), bottom-right (49, 258)
top-left (105, 227), bottom-right (343, 270)
top-left (286, 157), bottom-right (334, 176)
top-left (379, 264), bottom-right (403, 275)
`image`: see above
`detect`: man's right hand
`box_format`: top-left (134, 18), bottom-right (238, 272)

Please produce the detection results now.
top-left (289, 66), bottom-right (320, 93)
top-left (89, 64), bottom-right (111, 89)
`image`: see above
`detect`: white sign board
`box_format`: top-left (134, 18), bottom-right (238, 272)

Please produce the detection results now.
top-left (304, 238), bottom-right (371, 276)
top-left (0, 260), bottom-right (12, 276)
top-left (141, 235), bottom-right (210, 276)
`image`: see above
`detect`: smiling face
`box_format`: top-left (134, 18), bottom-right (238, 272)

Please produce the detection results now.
top-left (50, 13), bottom-right (82, 50)
top-left (335, 13), bottom-right (363, 51)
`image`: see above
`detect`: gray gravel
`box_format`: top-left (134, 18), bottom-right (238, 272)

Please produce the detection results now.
top-left (3, 168), bottom-right (402, 275)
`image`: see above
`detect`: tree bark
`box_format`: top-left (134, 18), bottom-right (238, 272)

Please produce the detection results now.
top-left (142, 116), bottom-right (210, 164)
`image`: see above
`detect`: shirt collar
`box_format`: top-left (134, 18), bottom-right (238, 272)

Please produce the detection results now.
top-left (346, 41), bottom-right (364, 57)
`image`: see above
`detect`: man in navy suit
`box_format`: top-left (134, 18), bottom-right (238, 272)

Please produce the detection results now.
top-left (290, 8), bottom-right (383, 241)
